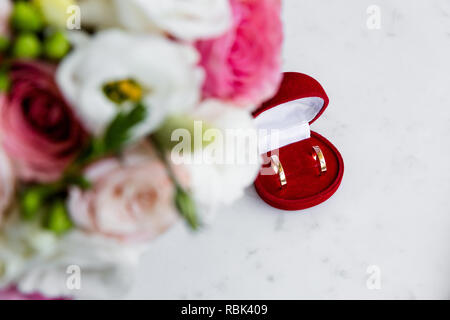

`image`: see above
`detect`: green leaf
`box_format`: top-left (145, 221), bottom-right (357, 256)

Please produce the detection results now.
top-left (102, 102), bottom-right (147, 154)
top-left (175, 186), bottom-right (200, 231)
top-left (151, 134), bottom-right (201, 231)
top-left (152, 115), bottom-right (215, 152)
top-left (64, 174), bottom-right (91, 190)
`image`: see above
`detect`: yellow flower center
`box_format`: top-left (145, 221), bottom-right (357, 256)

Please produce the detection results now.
top-left (103, 79), bottom-right (144, 104)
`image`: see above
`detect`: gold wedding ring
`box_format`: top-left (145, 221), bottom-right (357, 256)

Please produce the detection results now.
top-left (270, 155), bottom-right (287, 187)
top-left (312, 146), bottom-right (327, 175)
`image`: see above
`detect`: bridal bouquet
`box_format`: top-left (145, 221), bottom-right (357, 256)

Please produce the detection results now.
top-left (0, 0), bottom-right (283, 299)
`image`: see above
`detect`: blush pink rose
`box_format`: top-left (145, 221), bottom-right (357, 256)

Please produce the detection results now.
top-left (195, 0), bottom-right (283, 108)
top-left (0, 286), bottom-right (67, 300)
top-left (68, 143), bottom-right (183, 242)
top-left (0, 61), bottom-right (85, 182)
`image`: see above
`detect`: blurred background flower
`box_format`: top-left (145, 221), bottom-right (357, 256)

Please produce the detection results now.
top-left (184, 100), bottom-right (261, 217)
top-left (78, 0), bottom-right (232, 41)
top-left (33, 0), bottom-right (77, 29)
top-left (0, 212), bottom-right (145, 299)
top-left (0, 61), bottom-right (85, 182)
top-left (0, 0), bottom-right (284, 300)
top-left (196, 0), bottom-right (283, 108)
top-left (57, 30), bottom-right (204, 139)
top-left (68, 142), bottom-right (181, 242)
top-left (153, 99), bottom-right (261, 222)
top-left (0, 285), bottom-right (65, 300)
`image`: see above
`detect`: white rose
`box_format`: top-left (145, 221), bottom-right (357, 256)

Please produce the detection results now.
top-left (173, 100), bottom-right (261, 220)
top-left (57, 30), bottom-right (203, 138)
top-left (78, 0), bottom-right (232, 41)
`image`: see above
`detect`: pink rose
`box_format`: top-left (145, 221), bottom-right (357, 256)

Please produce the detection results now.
top-left (0, 61), bottom-right (85, 182)
top-left (0, 148), bottom-right (14, 225)
top-left (0, 286), bottom-right (67, 300)
top-left (196, 0), bottom-right (283, 108)
top-left (0, 0), bottom-right (11, 37)
top-left (68, 144), bottom-right (182, 242)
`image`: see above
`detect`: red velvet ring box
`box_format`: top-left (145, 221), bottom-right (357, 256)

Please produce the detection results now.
top-left (253, 72), bottom-right (344, 211)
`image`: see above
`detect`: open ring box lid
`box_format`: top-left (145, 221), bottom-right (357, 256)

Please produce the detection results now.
top-left (253, 72), bottom-right (344, 211)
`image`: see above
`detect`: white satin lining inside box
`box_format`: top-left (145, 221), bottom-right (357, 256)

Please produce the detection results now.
top-left (255, 97), bottom-right (324, 154)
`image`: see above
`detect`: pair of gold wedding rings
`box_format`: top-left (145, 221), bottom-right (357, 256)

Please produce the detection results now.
top-left (270, 146), bottom-right (327, 188)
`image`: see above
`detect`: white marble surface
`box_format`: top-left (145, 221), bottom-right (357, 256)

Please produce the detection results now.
top-left (127, 0), bottom-right (450, 300)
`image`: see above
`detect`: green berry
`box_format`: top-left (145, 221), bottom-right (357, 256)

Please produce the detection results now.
top-left (0, 71), bottom-right (10, 93)
top-left (20, 188), bottom-right (44, 220)
top-left (11, 2), bottom-right (44, 33)
top-left (45, 201), bottom-right (73, 235)
top-left (44, 31), bottom-right (70, 60)
top-left (0, 70), bottom-right (10, 92)
top-left (0, 36), bottom-right (10, 52)
top-left (12, 33), bottom-right (42, 58)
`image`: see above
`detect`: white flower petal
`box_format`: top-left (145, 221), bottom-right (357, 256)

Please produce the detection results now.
top-left (114, 0), bottom-right (232, 41)
top-left (180, 100), bottom-right (261, 221)
top-left (57, 30), bottom-right (203, 139)
top-left (0, 214), bottom-right (145, 299)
